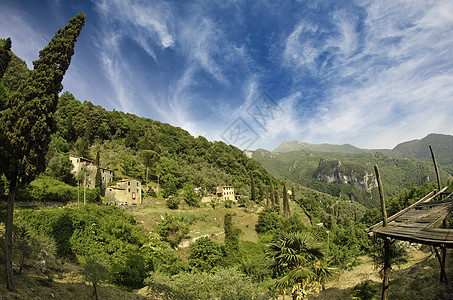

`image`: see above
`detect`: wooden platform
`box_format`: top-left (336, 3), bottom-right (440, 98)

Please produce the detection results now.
top-left (368, 187), bottom-right (453, 247)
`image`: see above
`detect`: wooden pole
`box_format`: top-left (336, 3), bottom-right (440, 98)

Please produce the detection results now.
top-left (374, 165), bottom-right (390, 300)
top-left (429, 145), bottom-right (447, 281)
top-left (429, 145), bottom-right (442, 193)
top-left (375, 165), bottom-right (388, 227)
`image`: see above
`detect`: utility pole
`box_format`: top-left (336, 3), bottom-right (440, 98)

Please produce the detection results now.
top-left (326, 230), bottom-right (330, 263)
top-left (84, 171), bottom-right (86, 206)
top-left (77, 180), bottom-right (80, 209)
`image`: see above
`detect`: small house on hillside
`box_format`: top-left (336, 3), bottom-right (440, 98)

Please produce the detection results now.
top-left (216, 186), bottom-right (235, 201)
top-left (106, 178), bottom-right (142, 205)
top-left (69, 155), bottom-right (113, 189)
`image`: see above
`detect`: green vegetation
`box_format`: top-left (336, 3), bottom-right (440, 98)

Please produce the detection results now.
top-left (2, 12), bottom-right (453, 299)
top-left (253, 148), bottom-right (453, 209)
top-left (0, 13), bottom-right (85, 291)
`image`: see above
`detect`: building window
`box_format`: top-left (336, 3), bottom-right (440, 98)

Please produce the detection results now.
top-left (128, 182), bottom-right (131, 186)
top-left (128, 188), bottom-right (131, 193)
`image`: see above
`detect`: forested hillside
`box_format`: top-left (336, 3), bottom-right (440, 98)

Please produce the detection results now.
top-left (391, 133), bottom-right (453, 166)
top-left (51, 91), bottom-right (276, 195)
top-left (253, 148), bottom-right (453, 208)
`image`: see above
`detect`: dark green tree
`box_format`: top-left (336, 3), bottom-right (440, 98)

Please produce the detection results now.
top-left (258, 181), bottom-right (265, 204)
top-left (156, 214), bottom-right (189, 249)
top-left (283, 183), bottom-right (290, 218)
top-left (224, 213), bottom-right (240, 264)
top-left (270, 181), bottom-right (276, 207)
top-left (138, 149), bottom-right (157, 186)
top-left (250, 171), bottom-right (256, 203)
top-left (189, 237), bottom-right (223, 272)
top-left (80, 256), bottom-right (110, 300)
top-left (0, 13), bottom-right (85, 291)
top-left (184, 184), bottom-right (201, 207)
top-left (94, 151), bottom-right (103, 196)
top-left (0, 37), bottom-right (12, 79)
top-left (95, 151), bottom-right (100, 165)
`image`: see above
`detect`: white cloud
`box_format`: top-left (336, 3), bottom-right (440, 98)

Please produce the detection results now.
top-left (280, 0), bottom-right (453, 149)
top-left (0, 3), bottom-right (48, 68)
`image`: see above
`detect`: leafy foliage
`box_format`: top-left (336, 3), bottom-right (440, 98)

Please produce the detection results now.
top-left (145, 268), bottom-right (262, 300)
top-left (80, 255), bottom-right (110, 300)
top-left (189, 237), bottom-right (224, 273)
top-left (352, 280), bottom-right (378, 300)
top-left (224, 213), bottom-right (241, 264)
top-left (156, 214), bottom-right (190, 248)
top-left (17, 205), bottom-right (150, 288)
top-left (183, 184), bottom-right (201, 207)
top-left (253, 149), bottom-right (453, 209)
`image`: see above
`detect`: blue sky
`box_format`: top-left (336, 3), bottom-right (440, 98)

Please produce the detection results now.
top-left (1, 0), bottom-right (453, 150)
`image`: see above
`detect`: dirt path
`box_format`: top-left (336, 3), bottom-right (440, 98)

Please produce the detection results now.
top-left (309, 247), bottom-right (448, 300)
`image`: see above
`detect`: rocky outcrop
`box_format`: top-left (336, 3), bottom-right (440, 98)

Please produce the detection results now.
top-left (314, 159), bottom-right (376, 192)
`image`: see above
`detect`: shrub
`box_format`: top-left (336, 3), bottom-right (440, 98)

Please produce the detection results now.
top-left (224, 199), bottom-right (234, 208)
top-left (189, 237), bottom-right (224, 272)
top-left (162, 181), bottom-right (178, 198)
top-left (255, 208), bottom-right (282, 234)
top-left (184, 184), bottom-right (201, 207)
top-left (145, 268), bottom-right (261, 299)
top-left (166, 197), bottom-right (180, 210)
top-left (156, 214), bottom-right (190, 248)
top-left (352, 280), bottom-right (377, 300)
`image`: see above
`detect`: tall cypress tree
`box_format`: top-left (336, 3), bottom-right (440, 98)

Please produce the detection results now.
top-left (0, 13), bottom-right (85, 291)
top-left (270, 181), bottom-right (276, 207)
top-left (0, 38), bottom-right (12, 79)
top-left (250, 171), bottom-right (256, 203)
top-left (283, 183), bottom-right (290, 218)
top-left (224, 213), bottom-right (240, 263)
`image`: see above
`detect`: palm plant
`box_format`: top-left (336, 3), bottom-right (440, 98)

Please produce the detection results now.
top-left (267, 231), bottom-right (335, 299)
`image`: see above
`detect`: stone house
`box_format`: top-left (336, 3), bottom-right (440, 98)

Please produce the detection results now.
top-left (216, 186), bottom-right (235, 201)
top-left (106, 178), bottom-right (142, 205)
top-left (69, 155), bottom-right (113, 189)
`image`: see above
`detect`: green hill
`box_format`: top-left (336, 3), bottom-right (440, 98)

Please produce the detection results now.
top-left (391, 133), bottom-right (453, 166)
top-left (273, 133), bottom-right (453, 167)
top-left (252, 148), bottom-right (453, 209)
top-left (274, 141), bottom-right (371, 154)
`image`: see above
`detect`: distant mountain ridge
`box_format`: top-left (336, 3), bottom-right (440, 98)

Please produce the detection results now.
top-left (273, 133), bottom-right (453, 167)
top-left (273, 141), bottom-right (382, 154)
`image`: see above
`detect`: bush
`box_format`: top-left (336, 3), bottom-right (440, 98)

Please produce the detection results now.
top-left (255, 208), bottom-right (282, 234)
top-left (162, 181), bottom-right (178, 198)
top-left (17, 205), bottom-right (150, 289)
top-left (189, 237), bottom-right (224, 272)
top-left (156, 214), bottom-right (190, 248)
top-left (166, 197), bottom-right (180, 210)
top-left (184, 184), bottom-right (201, 207)
top-left (16, 176), bottom-right (100, 204)
top-left (18, 208), bottom-right (75, 257)
top-left (224, 200), bottom-right (234, 208)
top-left (352, 280), bottom-right (377, 300)
top-left (145, 268), bottom-right (262, 299)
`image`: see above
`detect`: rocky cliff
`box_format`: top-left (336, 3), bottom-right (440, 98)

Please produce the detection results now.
top-left (314, 159), bottom-right (376, 192)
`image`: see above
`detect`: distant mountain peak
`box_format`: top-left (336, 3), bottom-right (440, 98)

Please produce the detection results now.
top-left (273, 133), bottom-right (453, 166)
top-left (273, 141), bottom-right (365, 154)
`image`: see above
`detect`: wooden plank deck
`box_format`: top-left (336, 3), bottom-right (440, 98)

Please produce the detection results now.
top-left (370, 189), bottom-right (453, 247)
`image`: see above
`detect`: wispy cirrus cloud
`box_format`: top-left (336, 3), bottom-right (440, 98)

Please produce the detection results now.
top-left (279, 0), bottom-right (453, 149)
top-left (0, 3), bottom-right (48, 68)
